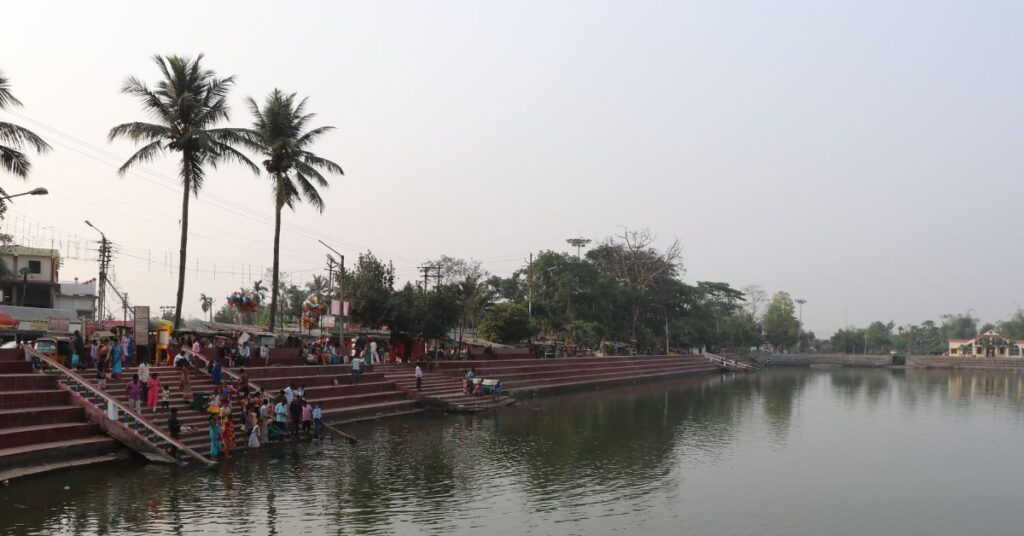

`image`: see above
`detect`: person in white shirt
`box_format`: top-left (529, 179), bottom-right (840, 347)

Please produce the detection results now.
top-left (415, 364), bottom-right (423, 390)
top-left (369, 340), bottom-right (379, 364)
top-left (283, 384), bottom-right (294, 405)
top-left (260, 344), bottom-right (270, 366)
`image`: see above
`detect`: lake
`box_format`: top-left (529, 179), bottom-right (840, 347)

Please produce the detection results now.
top-left (4, 367), bottom-right (1024, 535)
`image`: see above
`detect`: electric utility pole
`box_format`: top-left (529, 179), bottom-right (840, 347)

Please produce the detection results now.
top-left (566, 237), bottom-right (592, 259)
top-left (318, 241), bottom-right (346, 347)
top-left (418, 264), bottom-right (436, 292)
top-left (86, 221), bottom-right (111, 321)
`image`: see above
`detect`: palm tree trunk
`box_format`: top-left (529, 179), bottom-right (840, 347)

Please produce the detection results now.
top-left (173, 164), bottom-right (191, 330)
top-left (268, 195), bottom-right (283, 332)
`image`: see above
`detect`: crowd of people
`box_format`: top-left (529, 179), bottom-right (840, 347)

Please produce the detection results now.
top-left (197, 380), bottom-right (325, 458)
top-left (55, 330), bottom-right (424, 460)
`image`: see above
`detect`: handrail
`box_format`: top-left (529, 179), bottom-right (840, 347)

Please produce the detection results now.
top-left (704, 352), bottom-right (758, 371)
top-left (184, 349), bottom-right (265, 393)
top-left (26, 347), bottom-right (217, 468)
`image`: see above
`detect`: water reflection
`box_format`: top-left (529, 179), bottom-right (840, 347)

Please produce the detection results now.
top-left (6, 367), bottom-right (1024, 535)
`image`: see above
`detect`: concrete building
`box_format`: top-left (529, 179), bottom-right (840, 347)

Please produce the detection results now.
top-left (56, 279), bottom-right (98, 320)
top-left (0, 246), bottom-right (61, 308)
top-left (948, 330), bottom-right (1024, 358)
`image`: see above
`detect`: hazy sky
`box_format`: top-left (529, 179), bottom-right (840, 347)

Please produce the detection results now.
top-left (1, 1), bottom-right (1022, 335)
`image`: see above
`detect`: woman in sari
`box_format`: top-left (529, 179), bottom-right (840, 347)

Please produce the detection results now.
top-left (208, 415), bottom-right (222, 458)
top-left (111, 341), bottom-right (123, 379)
top-left (220, 413), bottom-right (236, 457)
top-left (211, 358), bottom-right (223, 385)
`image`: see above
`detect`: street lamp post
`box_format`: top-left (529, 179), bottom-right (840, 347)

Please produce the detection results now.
top-left (0, 187), bottom-right (48, 201)
top-left (317, 240), bottom-right (345, 350)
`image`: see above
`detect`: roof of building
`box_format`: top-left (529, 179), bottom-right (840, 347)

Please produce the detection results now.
top-left (58, 282), bottom-right (97, 297)
top-left (0, 305), bottom-right (78, 322)
top-left (0, 246), bottom-right (59, 259)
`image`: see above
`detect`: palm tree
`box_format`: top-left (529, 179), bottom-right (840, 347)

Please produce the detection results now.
top-left (0, 70), bottom-right (51, 184)
top-left (252, 280), bottom-right (267, 304)
top-left (109, 54), bottom-right (257, 330)
top-left (244, 89), bottom-right (343, 332)
top-left (199, 293), bottom-right (214, 322)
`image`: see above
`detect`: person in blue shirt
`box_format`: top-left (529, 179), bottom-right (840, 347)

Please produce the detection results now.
top-left (273, 399), bottom-right (288, 441)
top-left (312, 403), bottom-right (323, 439)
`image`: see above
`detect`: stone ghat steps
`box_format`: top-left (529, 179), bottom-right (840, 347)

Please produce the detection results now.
top-left (448, 359), bottom-right (710, 384)
top-left (421, 356), bottom-right (721, 395)
top-left (428, 355), bottom-right (692, 370)
top-left (377, 367), bottom-right (513, 411)
top-left (504, 363), bottom-right (720, 394)
top-left (0, 353), bottom-right (129, 480)
top-left (0, 405), bottom-right (86, 428)
top-left (432, 356), bottom-right (714, 381)
top-left (0, 437), bottom-right (129, 481)
top-left (0, 389), bottom-right (73, 410)
top-left (241, 364), bottom-right (375, 379)
top-left (0, 361), bottom-right (33, 373)
top-left (253, 372), bottom-right (388, 391)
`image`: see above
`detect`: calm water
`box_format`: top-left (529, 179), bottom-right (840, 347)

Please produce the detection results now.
top-left (5, 367), bottom-right (1024, 535)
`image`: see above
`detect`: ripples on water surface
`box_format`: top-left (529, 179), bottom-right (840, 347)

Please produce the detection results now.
top-left (5, 368), bottom-right (1024, 535)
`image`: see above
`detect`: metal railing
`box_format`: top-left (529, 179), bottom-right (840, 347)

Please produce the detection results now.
top-left (26, 347), bottom-right (217, 468)
top-left (704, 352), bottom-right (758, 371)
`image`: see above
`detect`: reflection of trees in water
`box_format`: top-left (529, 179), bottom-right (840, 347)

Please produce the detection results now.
top-left (827, 368), bottom-right (892, 410)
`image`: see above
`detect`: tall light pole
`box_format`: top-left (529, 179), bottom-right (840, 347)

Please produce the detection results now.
top-left (318, 240), bottom-right (345, 347)
top-left (566, 237), bottom-right (591, 260)
top-left (795, 298), bottom-right (807, 352)
top-left (0, 187), bottom-right (48, 201)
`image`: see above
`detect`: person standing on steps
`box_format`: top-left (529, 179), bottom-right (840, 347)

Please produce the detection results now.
top-left (260, 343), bottom-right (270, 367)
top-left (138, 361), bottom-right (150, 406)
top-left (174, 349), bottom-right (191, 394)
top-left (369, 339), bottom-right (379, 365)
top-left (125, 374), bottom-right (142, 412)
top-left (96, 339), bottom-right (109, 390)
top-left (146, 373), bottom-right (161, 413)
top-left (415, 364), bottom-right (423, 391)
top-left (351, 354), bottom-right (363, 384)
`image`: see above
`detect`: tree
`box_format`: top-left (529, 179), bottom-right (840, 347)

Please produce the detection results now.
top-left (478, 303), bottom-right (536, 344)
top-left (199, 293), bottom-right (214, 321)
top-left (0, 71), bottom-right (51, 220)
top-left (213, 303), bottom-right (238, 323)
top-left (999, 310), bottom-right (1024, 339)
top-left (864, 321), bottom-right (894, 353)
top-left (343, 251), bottom-right (395, 328)
top-left (762, 291), bottom-right (799, 351)
top-left (588, 227), bottom-right (682, 348)
top-left (110, 54), bottom-right (257, 329)
top-left (741, 284), bottom-right (768, 320)
top-left (940, 313), bottom-right (978, 341)
top-left (244, 89), bottom-right (343, 332)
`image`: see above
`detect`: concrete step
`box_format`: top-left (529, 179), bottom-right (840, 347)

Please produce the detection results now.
top-left (0, 450), bottom-right (131, 482)
top-left (0, 362), bottom-right (33, 374)
top-left (0, 390), bottom-right (70, 410)
top-left (0, 435), bottom-right (124, 473)
top-left (0, 422), bottom-right (101, 449)
top-left (0, 374), bottom-right (58, 391)
top-left (0, 405), bottom-right (86, 429)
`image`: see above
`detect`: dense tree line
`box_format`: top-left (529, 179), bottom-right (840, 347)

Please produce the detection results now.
top-left (824, 311), bottom-right (1024, 355)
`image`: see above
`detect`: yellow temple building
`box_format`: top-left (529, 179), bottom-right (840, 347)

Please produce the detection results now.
top-left (948, 330), bottom-right (1024, 357)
